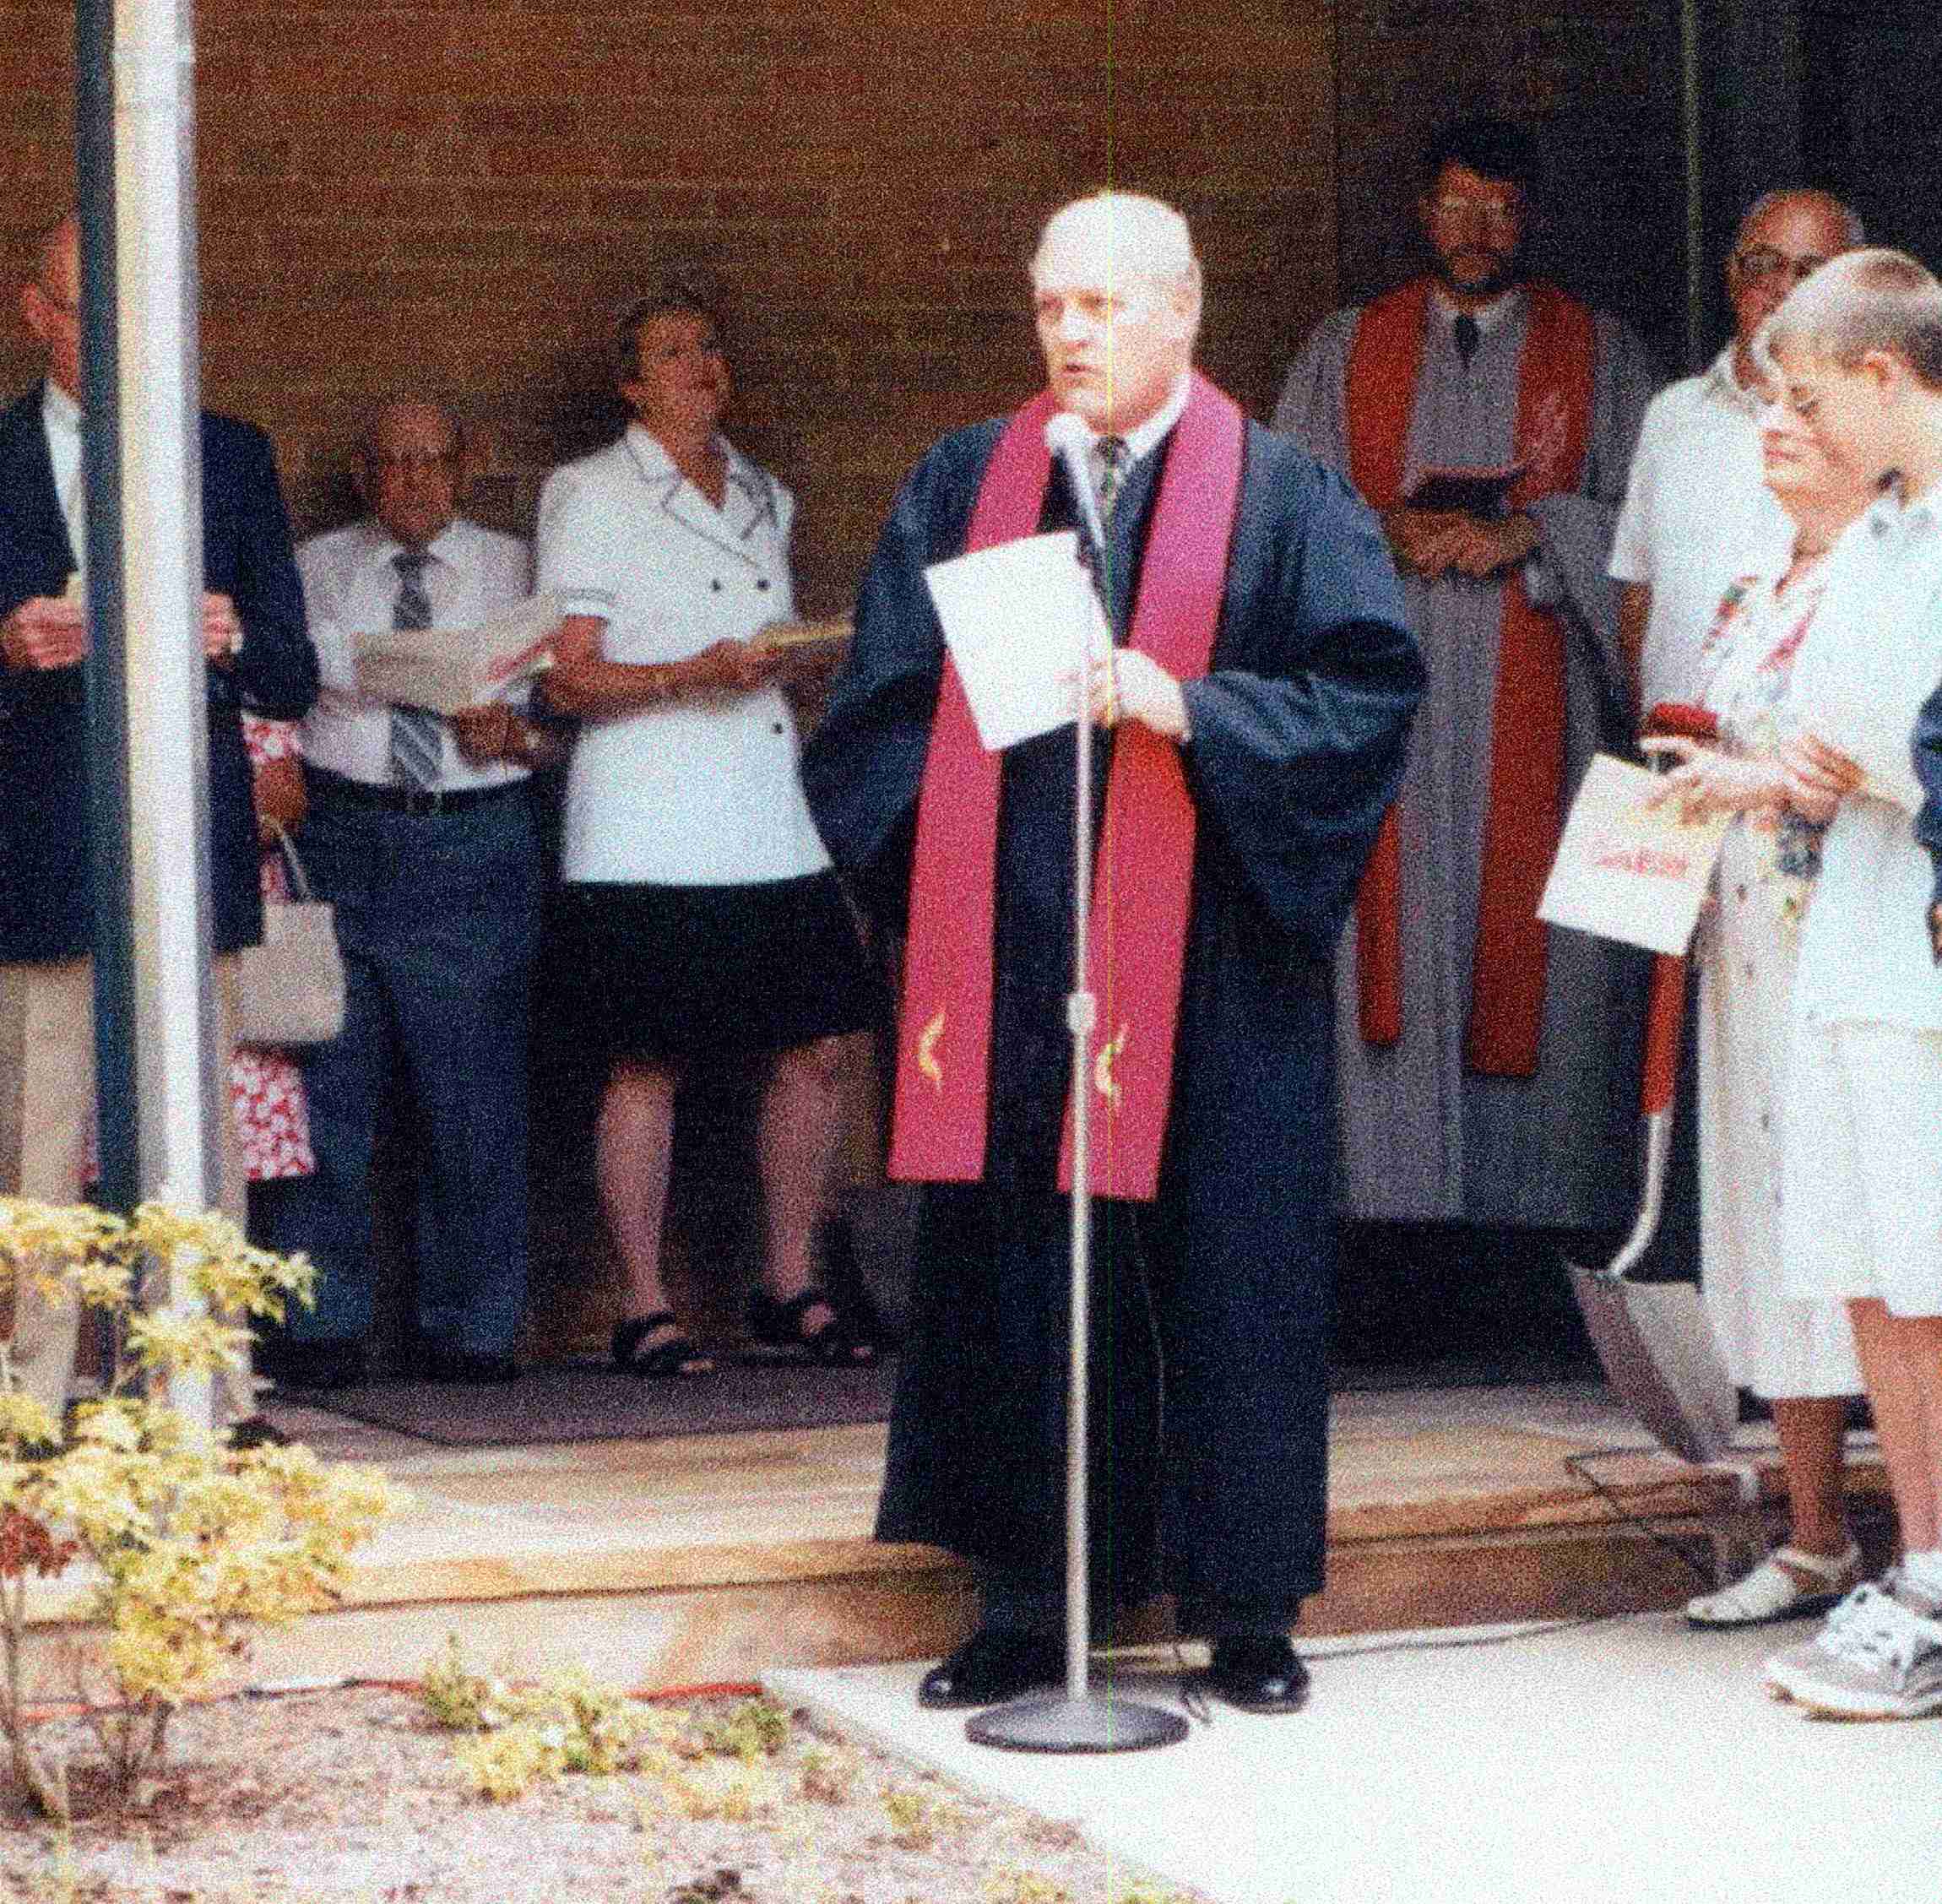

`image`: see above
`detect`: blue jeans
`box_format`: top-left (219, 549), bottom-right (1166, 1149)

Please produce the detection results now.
top-left (268, 783), bottom-right (540, 1356)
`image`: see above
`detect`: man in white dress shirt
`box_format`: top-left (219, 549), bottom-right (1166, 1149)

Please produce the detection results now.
top-left (1610, 188), bottom-right (1863, 714)
top-left (264, 399), bottom-right (551, 1389)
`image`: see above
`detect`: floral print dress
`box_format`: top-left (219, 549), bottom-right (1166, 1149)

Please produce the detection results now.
top-left (1690, 562), bottom-right (1861, 1398)
top-left (232, 716), bottom-right (315, 1181)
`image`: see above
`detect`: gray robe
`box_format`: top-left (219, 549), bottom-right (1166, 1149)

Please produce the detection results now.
top-left (1273, 289), bottom-right (1661, 1228)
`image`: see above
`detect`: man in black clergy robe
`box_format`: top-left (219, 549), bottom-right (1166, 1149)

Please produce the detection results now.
top-left (802, 192), bottom-right (1423, 1715)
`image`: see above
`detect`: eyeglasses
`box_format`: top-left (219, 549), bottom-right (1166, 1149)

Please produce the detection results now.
top-left (1426, 193), bottom-right (1523, 231)
top-left (1733, 247), bottom-right (1830, 287)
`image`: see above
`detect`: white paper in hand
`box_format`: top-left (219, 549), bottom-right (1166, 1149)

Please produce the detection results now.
top-left (1538, 754), bottom-right (1731, 957)
top-left (923, 532), bottom-right (1108, 751)
top-left (355, 594), bottom-right (562, 716)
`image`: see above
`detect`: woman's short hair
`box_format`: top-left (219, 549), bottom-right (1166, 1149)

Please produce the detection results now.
top-left (613, 269), bottom-right (724, 382)
top-left (1764, 247), bottom-right (1942, 390)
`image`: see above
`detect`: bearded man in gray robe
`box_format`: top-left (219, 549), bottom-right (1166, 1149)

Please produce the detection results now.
top-left (1273, 114), bottom-right (1660, 1252)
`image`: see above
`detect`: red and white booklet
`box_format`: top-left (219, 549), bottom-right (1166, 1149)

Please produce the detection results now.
top-left (1538, 754), bottom-right (1730, 956)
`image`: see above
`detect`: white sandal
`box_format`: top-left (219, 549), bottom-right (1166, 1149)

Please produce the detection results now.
top-left (1686, 1541), bottom-right (1863, 1629)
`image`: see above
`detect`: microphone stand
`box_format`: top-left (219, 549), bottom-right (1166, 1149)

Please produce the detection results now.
top-left (966, 503), bottom-right (1187, 1757)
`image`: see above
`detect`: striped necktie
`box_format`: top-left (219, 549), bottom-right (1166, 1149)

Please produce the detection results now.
top-left (388, 550), bottom-right (444, 793)
top-left (1090, 434), bottom-right (1131, 524)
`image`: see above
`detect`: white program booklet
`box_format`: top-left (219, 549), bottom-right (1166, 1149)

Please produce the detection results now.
top-left (1538, 753), bottom-right (1731, 956)
top-left (923, 532), bottom-right (1108, 751)
top-left (355, 594), bottom-right (562, 716)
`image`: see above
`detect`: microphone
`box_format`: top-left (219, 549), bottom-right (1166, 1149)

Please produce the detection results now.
top-left (1044, 411), bottom-right (1109, 578)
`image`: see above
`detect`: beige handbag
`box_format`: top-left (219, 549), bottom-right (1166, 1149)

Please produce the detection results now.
top-left (236, 829), bottom-right (346, 1047)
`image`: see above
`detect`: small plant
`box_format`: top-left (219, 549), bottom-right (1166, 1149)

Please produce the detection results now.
top-left (881, 1779), bottom-right (966, 1851)
top-left (419, 1631), bottom-right (503, 1732)
top-left (0, 1196), bottom-right (396, 1820)
top-left (645, 1759), bottom-right (772, 1822)
top-left (453, 1719), bottom-right (567, 1802)
top-left (698, 1695), bottom-right (790, 1762)
top-left (425, 1640), bottom-right (696, 1804)
top-left (797, 1740), bottom-right (860, 1804)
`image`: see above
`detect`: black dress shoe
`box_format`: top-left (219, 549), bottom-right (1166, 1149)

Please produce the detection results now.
top-left (1205, 1635), bottom-right (1310, 1714)
top-left (918, 1629), bottom-right (1063, 1710)
top-left (421, 1346), bottom-right (521, 1386)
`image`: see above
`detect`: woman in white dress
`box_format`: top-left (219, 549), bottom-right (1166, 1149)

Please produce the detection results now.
top-left (1647, 396), bottom-right (1878, 1627)
top-left (538, 281), bottom-right (879, 1377)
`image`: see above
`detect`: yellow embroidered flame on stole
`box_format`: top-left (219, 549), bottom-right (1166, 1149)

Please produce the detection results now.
top-left (1093, 1023), bottom-right (1128, 1112)
top-left (917, 1006), bottom-right (947, 1093)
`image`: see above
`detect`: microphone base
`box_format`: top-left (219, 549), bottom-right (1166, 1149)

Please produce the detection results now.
top-left (965, 1690), bottom-right (1189, 1755)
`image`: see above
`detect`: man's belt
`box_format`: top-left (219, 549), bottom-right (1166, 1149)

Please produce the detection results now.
top-left (303, 763), bottom-right (526, 817)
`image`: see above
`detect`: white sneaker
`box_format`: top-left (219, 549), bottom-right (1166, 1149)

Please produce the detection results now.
top-left (1685, 1541), bottom-right (1863, 1629)
top-left (1763, 1583), bottom-right (1942, 1720)
top-left (1886, 1564), bottom-right (1942, 1622)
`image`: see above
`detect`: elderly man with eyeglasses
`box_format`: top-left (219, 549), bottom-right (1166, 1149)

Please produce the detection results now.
top-left (261, 400), bottom-right (555, 1391)
top-left (1611, 188), bottom-right (1865, 714)
top-left (1274, 115), bottom-right (1661, 1288)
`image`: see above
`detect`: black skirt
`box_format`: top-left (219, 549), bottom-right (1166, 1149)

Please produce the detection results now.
top-left (551, 870), bottom-right (881, 1063)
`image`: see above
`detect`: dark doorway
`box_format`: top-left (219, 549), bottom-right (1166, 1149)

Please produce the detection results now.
top-left (1800, 6), bottom-right (1942, 261)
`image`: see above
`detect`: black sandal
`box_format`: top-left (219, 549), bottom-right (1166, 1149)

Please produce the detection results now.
top-left (611, 1311), bottom-right (714, 1378)
top-left (746, 1287), bottom-right (878, 1366)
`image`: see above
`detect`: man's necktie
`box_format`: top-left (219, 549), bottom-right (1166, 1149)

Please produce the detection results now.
top-left (388, 550), bottom-right (444, 793)
top-left (1090, 434), bottom-right (1131, 524)
top-left (1453, 313), bottom-right (1481, 366)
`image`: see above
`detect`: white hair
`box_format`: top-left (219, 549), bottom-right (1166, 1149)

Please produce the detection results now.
top-left (1758, 247), bottom-right (1942, 388)
top-left (1031, 192), bottom-right (1201, 296)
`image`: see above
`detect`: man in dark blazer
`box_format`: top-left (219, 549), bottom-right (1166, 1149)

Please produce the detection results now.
top-left (0, 214), bottom-right (317, 1425)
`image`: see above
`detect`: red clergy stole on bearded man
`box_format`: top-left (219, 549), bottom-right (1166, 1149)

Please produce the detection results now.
top-left (887, 372), bottom-right (1246, 1202)
top-left (1345, 277), bottom-right (1594, 1077)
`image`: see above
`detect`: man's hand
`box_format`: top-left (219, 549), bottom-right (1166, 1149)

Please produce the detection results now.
top-left (1072, 648), bottom-right (1189, 741)
top-left (202, 591), bottom-right (242, 665)
top-left (449, 703), bottom-right (528, 764)
top-left (681, 637), bottom-right (788, 697)
top-left (1380, 506), bottom-right (1467, 576)
top-left (1381, 507), bottom-right (1537, 580)
top-left (0, 595), bottom-right (86, 670)
top-left (1439, 512), bottom-right (1539, 578)
top-left (1778, 731), bottom-right (1864, 823)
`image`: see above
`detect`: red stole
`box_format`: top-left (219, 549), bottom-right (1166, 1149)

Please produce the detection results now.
top-left (888, 372), bottom-right (1247, 1202)
top-left (1345, 279), bottom-right (1594, 1077)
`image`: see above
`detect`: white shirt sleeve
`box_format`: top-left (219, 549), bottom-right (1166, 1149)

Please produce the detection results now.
top-left (1606, 403), bottom-right (1662, 586)
top-left (536, 464), bottom-right (618, 621)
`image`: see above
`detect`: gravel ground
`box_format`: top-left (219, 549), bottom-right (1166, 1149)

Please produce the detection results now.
top-left (0, 1687), bottom-right (1203, 1904)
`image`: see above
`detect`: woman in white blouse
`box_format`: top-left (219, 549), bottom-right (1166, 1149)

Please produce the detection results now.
top-left (538, 282), bottom-right (878, 1377)
top-left (1646, 395), bottom-right (1876, 1626)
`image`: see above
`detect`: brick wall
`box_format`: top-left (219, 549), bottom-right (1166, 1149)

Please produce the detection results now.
top-left (2, 0), bottom-right (1337, 612)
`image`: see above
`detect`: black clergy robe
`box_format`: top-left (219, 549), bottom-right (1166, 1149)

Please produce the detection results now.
top-left (802, 405), bottom-right (1422, 1625)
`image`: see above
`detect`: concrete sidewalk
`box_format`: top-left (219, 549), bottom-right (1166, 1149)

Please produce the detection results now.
top-left (769, 1613), bottom-right (1940, 1904)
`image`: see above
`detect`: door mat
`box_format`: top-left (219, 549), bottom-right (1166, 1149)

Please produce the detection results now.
top-left (305, 1356), bottom-right (898, 1449)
